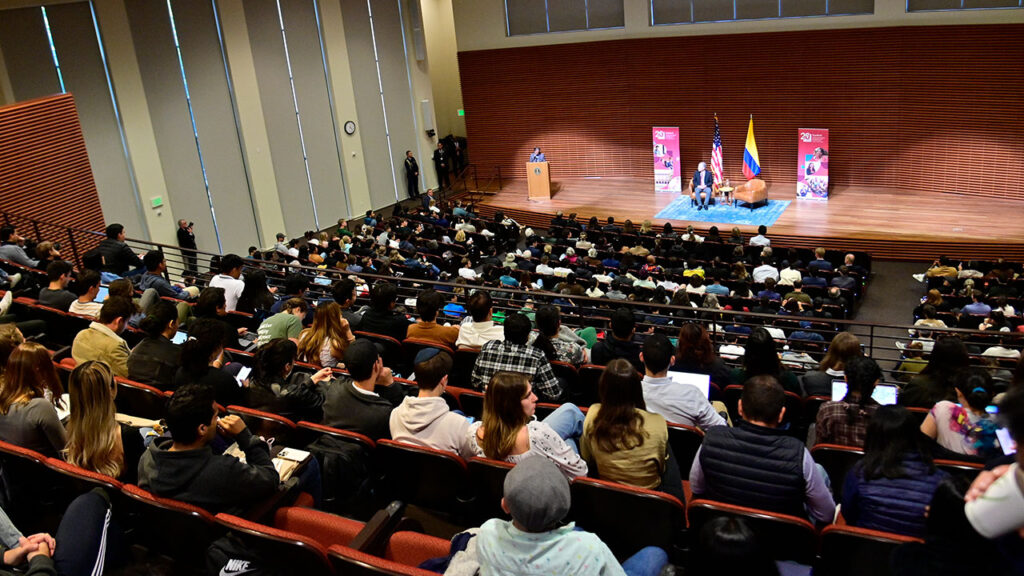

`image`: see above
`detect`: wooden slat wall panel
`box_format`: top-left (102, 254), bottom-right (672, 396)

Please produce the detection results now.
top-left (0, 94), bottom-right (106, 237)
top-left (459, 24), bottom-right (1024, 200)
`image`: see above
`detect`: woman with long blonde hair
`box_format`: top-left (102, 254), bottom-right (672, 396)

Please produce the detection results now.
top-left (296, 302), bottom-right (354, 368)
top-left (63, 361), bottom-right (139, 481)
top-left (0, 342), bottom-right (66, 456)
top-left (467, 372), bottom-right (587, 479)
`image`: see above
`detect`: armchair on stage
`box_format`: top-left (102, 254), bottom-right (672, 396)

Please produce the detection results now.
top-left (733, 178), bottom-right (768, 210)
top-left (527, 162), bottom-right (550, 200)
top-left (688, 178), bottom-right (716, 207)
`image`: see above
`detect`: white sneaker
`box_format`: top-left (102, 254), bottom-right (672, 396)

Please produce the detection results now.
top-left (912, 273), bottom-right (925, 283)
top-left (0, 290), bottom-right (10, 316)
top-left (8, 273), bottom-right (21, 288)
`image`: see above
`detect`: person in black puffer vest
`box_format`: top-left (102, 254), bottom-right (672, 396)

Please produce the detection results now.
top-left (690, 375), bottom-right (836, 524)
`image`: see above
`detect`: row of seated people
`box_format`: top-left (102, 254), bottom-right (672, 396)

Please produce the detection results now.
top-left (0, 313), bottom-right (1019, 574)
top-left (918, 255), bottom-right (1023, 294)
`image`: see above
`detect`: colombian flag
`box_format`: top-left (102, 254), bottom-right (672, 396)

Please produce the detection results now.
top-left (743, 115), bottom-right (761, 180)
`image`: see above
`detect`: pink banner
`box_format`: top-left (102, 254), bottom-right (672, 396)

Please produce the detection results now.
top-left (797, 128), bottom-right (829, 200)
top-left (653, 127), bottom-right (681, 193)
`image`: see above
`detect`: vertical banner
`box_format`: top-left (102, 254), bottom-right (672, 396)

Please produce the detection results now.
top-left (797, 128), bottom-right (829, 200)
top-left (653, 127), bottom-right (681, 192)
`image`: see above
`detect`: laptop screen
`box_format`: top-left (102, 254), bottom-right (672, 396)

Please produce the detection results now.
top-left (831, 380), bottom-right (898, 405)
top-left (667, 371), bottom-right (711, 399)
top-left (95, 286), bottom-right (109, 303)
top-left (996, 428), bottom-right (1017, 456)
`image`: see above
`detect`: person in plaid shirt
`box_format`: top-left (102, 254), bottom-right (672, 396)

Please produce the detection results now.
top-left (815, 356), bottom-right (883, 447)
top-left (471, 313), bottom-right (564, 402)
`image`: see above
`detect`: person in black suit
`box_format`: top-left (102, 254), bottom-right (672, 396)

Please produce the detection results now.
top-left (693, 161), bottom-right (714, 211)
top-left (421, 189), bottom-right (436, 212)
top-left (404, 151), bottom-right (419, 199)
top-left (432, 142), bottom-right (450, 190)
top-left (177, 219), bottom-right (198, 281)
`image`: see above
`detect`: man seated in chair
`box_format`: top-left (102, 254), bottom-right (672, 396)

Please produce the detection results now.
top-left (693, 161), bottom-right (715, 211)
top-left (689, 375), bottom-right (835, 524)
top-left (137, 384), bottom-right (279, 514)
top-left (444, 456), bottom-right (669, 576)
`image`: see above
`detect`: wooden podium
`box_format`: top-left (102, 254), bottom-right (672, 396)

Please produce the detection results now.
top-left (527, 162), bottom-right (551, 200)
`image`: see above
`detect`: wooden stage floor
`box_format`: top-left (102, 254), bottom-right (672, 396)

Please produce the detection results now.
top-left (469, 177), bottom-right (1024, 261)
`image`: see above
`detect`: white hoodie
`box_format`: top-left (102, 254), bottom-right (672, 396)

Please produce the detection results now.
top-left (389, 396), bottom-right (477, 459)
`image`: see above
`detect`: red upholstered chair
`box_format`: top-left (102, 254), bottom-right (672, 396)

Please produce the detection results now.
top-left (120, 484), bottom-right (223, 570)
top-left (226, 405), bottom-right (298, 446)
top-left (449, 347), bottom-right (480, 388)
top-left (811, 444), bottom-right (865, 499)
top-left (214, 513), bottom-right (333, 575)
top-left (569, 477), bottom-right (687, 561)
top-left (467, 456), bottom-right (515, 523)
top-left (0, 440), bottom-right (62, 533)
top-left (934, 458), bottom-right (984, 480)
top-left (355, 331), bottom-right (405, 372)
top-left (374, 439), bottom-right (472, 525)
top-left (44, 457), bottom-right (124, 503)
top-left (456, 389), bottom-right (485, 420)
top-left (686, 499), bottom-right (817, 564)
top-left (274, 506), bottom-right (365, 549)
top-left (667, 423), bottom-right (705, 475)
top-left (575, 364), bottom-right (606, 407)
top-left (819, 524), bottom-right (923, 576)
top-left (401, 339), bottom-right (455, 370)
top-left (295, 420), bottom-right (376, 453)
top-left (114, 377), bottom-right (170, 420)
top-left (385, 531), bottom-right (450, 567)
top-left (328, 544), bottom-right (439, 576)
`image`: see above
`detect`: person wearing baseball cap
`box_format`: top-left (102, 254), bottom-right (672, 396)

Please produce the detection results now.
top-left (470, 456), bottom-right (669, 576)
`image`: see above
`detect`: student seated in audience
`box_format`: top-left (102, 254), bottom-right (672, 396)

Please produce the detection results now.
top-left (257, 297), bottom-right (307, 343)
top-left (582, 358), bottom-right (684, 501)
top-left (841, 405), bottom-right (947, 538)
top-left (389, 349), bottom-right (477, 458)
top-left (467, 372), bottom-right (586, 479)
top-left (406, 289), bottom-right (460, 349)
top-left (208, 253), bottom-right (245, 312)
top-left (245, 339), bottom-right (332, 423)
top-left (68, 269), bottom-right (103, 319)
top-left (808, 247), bottom-right (833, 272)
top-left (528, 305), bottom-right (585, 366)
top-left (749, 225), bottom-right (770, 247)
top-left (815, 356), bottom-right (882, 447)
top-left (127, 300), bottom-right (182, 390)
top-left (135, 250), bottom-right (198, 301)
top-left (0, 342), bottom-right (65, 457)
top-left (137, 384), bottom-right (279, 514)
top-left (892, 340), bottom-right (927, 383)
top-left (455, 290), bottom-right (506, 349)
top-left (921, 369), bottom-right (997, 459)
top-left (471, 313), bottom-right (564, 402)
top-left (330, 278), bottom-right (364, 329)
top-left (444, 456), bottom-right (668, 576)
top-left (71, 297), bottom-right (133, 378)
top-left (296, 302), bottom-right (354, 368)
top-left (65, 361), bottom-right (146, 484)
top-left (37, 260), bottom-right (76, 312)
top-left (641, 334), bottom-right (726, 430)
top-left (900, 336), bottom-right (970, 408)
top-left (0, 226), bottom-right (39, 269)
top-left (591, 308), bottom-right (643, 371)
top-left (356, 281), bottom-right (409, 342)
top-left (730, 327), bottom-right (800, 394)
top-left (801, 331), bottom-right (862, 397)
top-left (173, 318), bottom-right (242, 406)
top-left (672, 322), bottom-right (732, 388)
top-left (320, 339), bottom-right (405, 440)
top-left (95, 223), bottom-right (144, 277)
top-left (235, 269), bottom-right (276, 315)
top-left (690, 375), bottom-right (835, 524)
top-left (691, 516), bottom-right (795, 576)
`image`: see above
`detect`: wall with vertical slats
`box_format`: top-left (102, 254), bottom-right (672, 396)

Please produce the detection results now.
top-left (0, 93), bottom-right (105, 234)
top-left (459, 24), bottom-right (1024, 200)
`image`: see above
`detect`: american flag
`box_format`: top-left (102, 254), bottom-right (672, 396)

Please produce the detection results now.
top-left (710, 114), bottom-right (724, 187)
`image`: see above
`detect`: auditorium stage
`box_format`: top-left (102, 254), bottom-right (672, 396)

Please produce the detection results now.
top-left (463, 177), bottom-right (1024, 262)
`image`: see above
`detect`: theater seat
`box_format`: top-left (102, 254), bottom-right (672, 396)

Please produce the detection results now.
top-left (374, 439), bottom-right (473, 525)
top-left (274, 506), bottom-right (365, 549)
top-left (666, 423), bottom-right (704, 475)
top-left (687, 499), bottom-right (816, 564)
top-left (328, 544), bottom-right (439, 576)
top-left (467, 456), bottom-right (515, 523)
top-left (120, 484), bottom-right (224, 570)
top-left (114, 377), bottom-right (170, 420)
top-left (226, 405), bottom-right (297, 446)
top-left (819, 524), bottom-right (923, 576)
top-left (214, 512), bottom-right (333, 575)
top-left (733, 178), bottom-right (768, 210)
top-left (811, 444), bottom-right (865, 499)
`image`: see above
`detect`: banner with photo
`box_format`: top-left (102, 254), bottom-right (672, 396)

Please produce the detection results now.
top-left (653, 127), bottom-right (681, 192)
top-left (797, 128), bottom-right (829, 200)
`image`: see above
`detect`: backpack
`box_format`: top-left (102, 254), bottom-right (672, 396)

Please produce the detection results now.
top-left (307, 434), bottom-right (375, 518)
top-left (206, 532), bottom-right (283, 576)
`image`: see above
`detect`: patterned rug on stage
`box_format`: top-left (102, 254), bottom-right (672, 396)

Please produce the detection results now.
top-left (655, 197), bottom-right (791, 227)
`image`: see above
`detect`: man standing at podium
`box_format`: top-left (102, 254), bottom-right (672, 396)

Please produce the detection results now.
top-left (433, 142), bottom-right (450, 190)
top-left (404, 150), bottom-right (419, 199)
top-left (529, 147), bottom-right (546, 163)
top-left (693, 161), bottom-right (714, 211)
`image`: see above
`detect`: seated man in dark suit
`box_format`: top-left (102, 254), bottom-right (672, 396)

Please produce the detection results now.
top-left (693, 161), bottom-right (715, 211)
top-left (689, 375), bottom-right (835, 524)
top-left (807, 248), bottom-right (834, 272)
top-left (831, 266), bottom-right (858, 291)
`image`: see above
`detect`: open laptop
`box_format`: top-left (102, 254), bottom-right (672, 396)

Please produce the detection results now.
top-left (666, 371), bottom-right (711, 399)
top-left (831, 380), bottom-right (898, 406)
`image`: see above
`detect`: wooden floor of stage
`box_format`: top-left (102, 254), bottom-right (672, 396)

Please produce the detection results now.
top-left (468, 177), bottom-right (1024, 261)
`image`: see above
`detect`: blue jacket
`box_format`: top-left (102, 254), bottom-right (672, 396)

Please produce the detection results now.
top-left (842, 454), bottom-right (948, 538)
